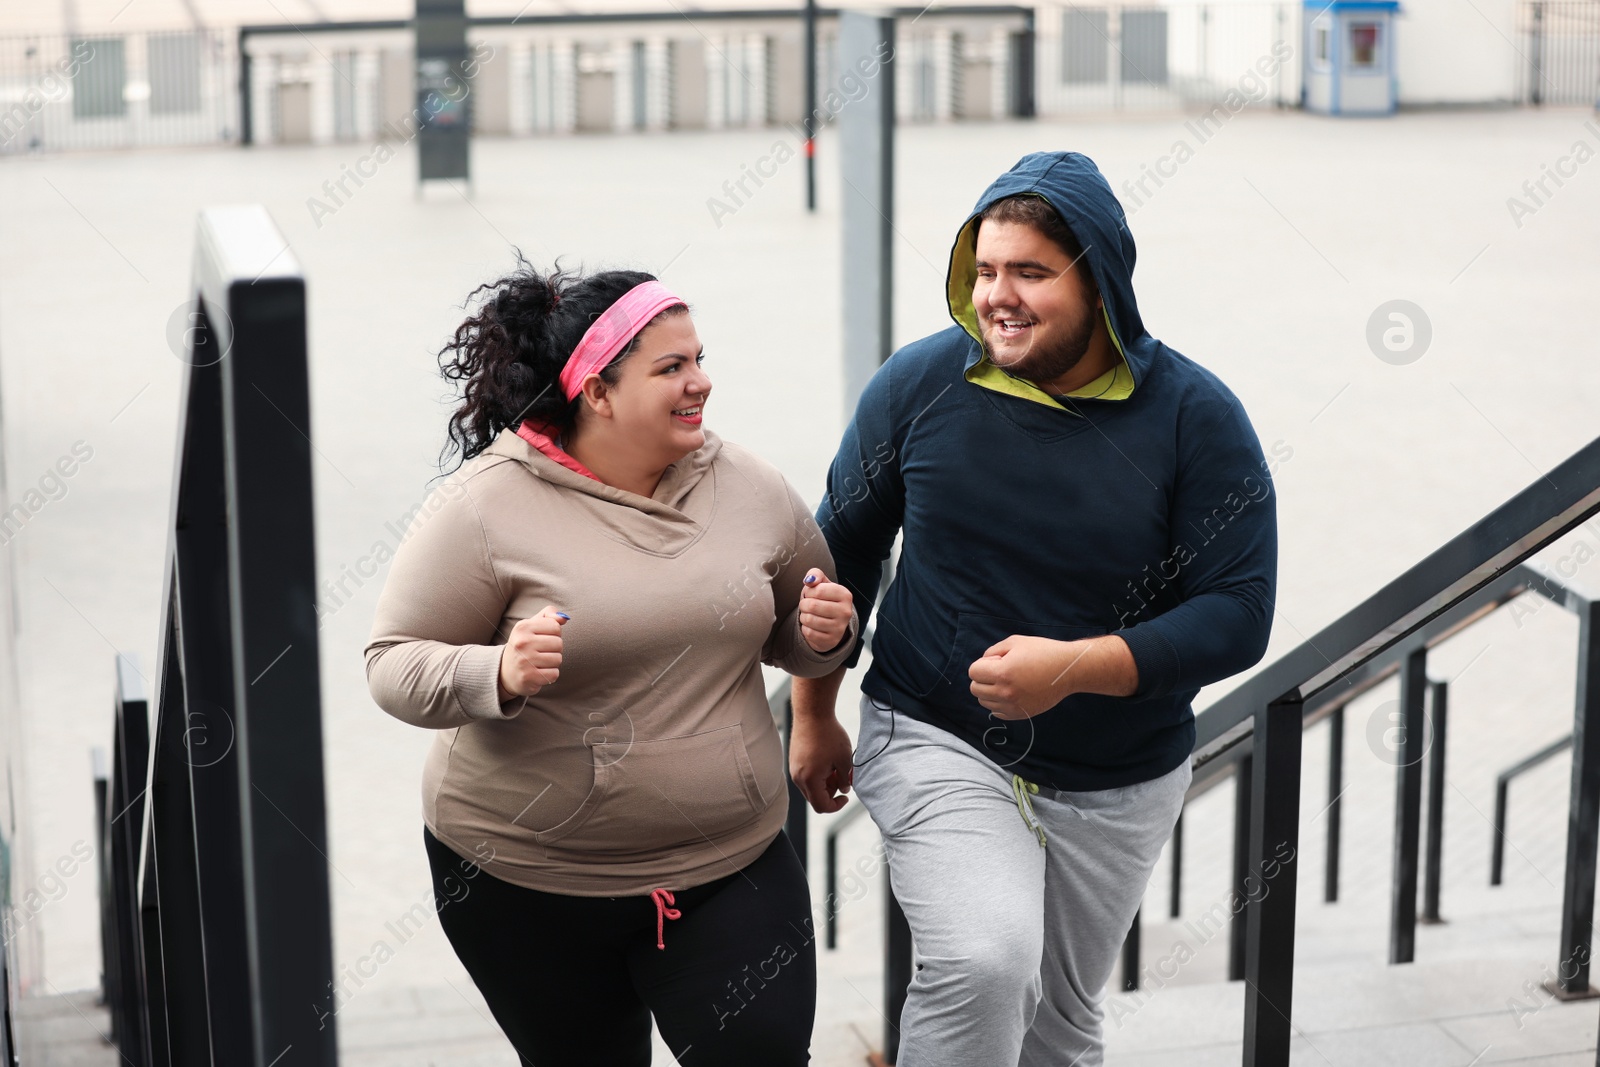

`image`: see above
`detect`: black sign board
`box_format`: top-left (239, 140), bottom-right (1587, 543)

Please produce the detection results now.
top-left (416, 0), bottom-right (469, 182)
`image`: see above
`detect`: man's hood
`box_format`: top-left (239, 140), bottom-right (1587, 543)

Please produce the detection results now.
top-left (946, 151), bottom-right (1154, 385)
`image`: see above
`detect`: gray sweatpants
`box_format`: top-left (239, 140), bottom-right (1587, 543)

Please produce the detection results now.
top-left (852, 695), bottom-right (1190, 1067)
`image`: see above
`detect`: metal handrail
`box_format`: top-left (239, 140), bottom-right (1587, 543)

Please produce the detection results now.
top-left (1492, 733), bottom-right (1574, 885)
top-left (99, 206), bottom-right (336, 1067)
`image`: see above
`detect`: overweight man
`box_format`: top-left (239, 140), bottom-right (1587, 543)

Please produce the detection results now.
top-left (790, 151), bottom-right (1278, 1065)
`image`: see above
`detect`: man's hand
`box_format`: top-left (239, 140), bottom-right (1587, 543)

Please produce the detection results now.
top-left (789, 712), bottom-right (854, 813)
top-left (497, 605), bottom-right (568, 702)
top-left (799, 568), bottom-right (854, 653)
top-left (969, 634), bottom-right (1139, 719)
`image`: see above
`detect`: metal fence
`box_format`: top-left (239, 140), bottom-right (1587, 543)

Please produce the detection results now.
top-left (0, 4), bottom-right (1300, 155)
top-left (1519, 0), bottom-right (1600, 105)
top-left (240, 8), bottom-right (1034, 148)
top-left (0, 30), bottom-right (237, 154)
top-left (1038, 2), bottom-right (1300, 112)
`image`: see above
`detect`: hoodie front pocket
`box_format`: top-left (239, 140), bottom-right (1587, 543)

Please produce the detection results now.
top-left (561, 723), bottom-right (766, 856)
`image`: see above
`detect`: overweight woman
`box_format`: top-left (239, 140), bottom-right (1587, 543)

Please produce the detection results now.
top-left (364, 262), bottom-right (857, 1066)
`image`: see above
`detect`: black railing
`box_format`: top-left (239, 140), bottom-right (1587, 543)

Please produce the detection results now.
top-left (842, 430), bottom-right (1600, 1064)
top-left (98, 205), bottom-right (337, 1067)
top-left (1188, 433), bottom-right (1600, 1056)
top-left (1493, 733), bottom-right (1575, 885)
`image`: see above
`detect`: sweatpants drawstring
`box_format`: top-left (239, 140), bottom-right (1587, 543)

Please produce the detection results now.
top-left (1012, 774), bottom-right (1047, 849)
top-left (650, 888), bottom-right (681, 950)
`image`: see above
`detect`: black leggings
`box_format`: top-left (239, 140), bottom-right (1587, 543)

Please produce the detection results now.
top-left (424, 827), bottom-right (816, 1066)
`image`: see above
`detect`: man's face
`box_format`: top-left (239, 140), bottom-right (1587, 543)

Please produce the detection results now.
top-left (972, 219), bottom-right (1100, 386)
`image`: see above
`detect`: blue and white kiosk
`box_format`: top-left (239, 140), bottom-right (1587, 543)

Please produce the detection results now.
top-left (1303, 0), bottom-right (1399, 115)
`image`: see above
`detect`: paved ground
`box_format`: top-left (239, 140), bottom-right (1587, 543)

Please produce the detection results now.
top-left (2, 106), bottom-right (1599, 1063)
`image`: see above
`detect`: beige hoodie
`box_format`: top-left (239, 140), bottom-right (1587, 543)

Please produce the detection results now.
top-left (364, 427), bottom-right (856, 895)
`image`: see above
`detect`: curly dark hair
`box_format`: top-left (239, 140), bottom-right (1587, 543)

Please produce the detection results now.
top-left (436, 253), bottom-right (689, 474)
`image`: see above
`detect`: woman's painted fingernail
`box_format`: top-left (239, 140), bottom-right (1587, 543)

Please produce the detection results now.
top-left (804, 575), bottom-right (818, 585)
top-left (555, 611), bottom-right (571, 621)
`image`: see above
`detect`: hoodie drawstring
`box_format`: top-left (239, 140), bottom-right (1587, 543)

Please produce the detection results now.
top-left (651, 888), bottom-right (681, 950)
top-left (1012, 774), bottom-right (1047, 849)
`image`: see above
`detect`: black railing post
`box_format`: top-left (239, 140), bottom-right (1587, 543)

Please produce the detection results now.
top-left (145, 621), bottom-right (215, 1062)
top-left (1121, 907), bottom-right (1141, 991)
top-left (884, 886), bottom-right (913, 1065)
top-left (1556, 598), bottom-right (1600, 997)
top-left (93, 746), bottom-right (109, 1005)
top-left (782, 695), bottom-right (809, 872)
top-left (212, 206), bottom-right (338, 1067)
top-left (1169, 811), bottom-right (1183, 918)
top-left (106, 654), bottom-right (151, 1065)
top-left (168, 281), bottom-right (257, 1061)
top-left (1422, 679), bottom-right (1448, 924)
top-left (1241, 693), bottom-right (1304, 1067)
top-left (1492, 773), bottom-right (1510, 886)
top-left (1491, 733), bottom-right (1574, 887)
top-left (1390, 648), bottom-right (1427, 964)
top-left (1325, 705), bottom-right (1344, 903)
top-left (1228, 753), bottom-right (1253, 981)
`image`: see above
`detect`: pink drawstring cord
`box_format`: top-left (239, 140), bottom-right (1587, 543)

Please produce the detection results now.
top-left (650, 888), bottom-right (681, 950)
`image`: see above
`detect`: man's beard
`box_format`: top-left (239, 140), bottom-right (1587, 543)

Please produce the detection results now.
top-left (982, 307), bottom-right (1097, 387)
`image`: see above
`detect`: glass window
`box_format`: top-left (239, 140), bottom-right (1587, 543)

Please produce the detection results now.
top-left (1349, 22), bottom-right (1381, 68)
top-left (1314, 24), bottom-right (1330, 66)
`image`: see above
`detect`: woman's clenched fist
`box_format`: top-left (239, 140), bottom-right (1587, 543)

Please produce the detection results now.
top-left (799, 568), bottom-right (854, 654)
top-left (497, 605), bottom-right (569, 702)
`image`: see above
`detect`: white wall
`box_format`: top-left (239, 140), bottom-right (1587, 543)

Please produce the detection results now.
top-left (1394, 0), bottom-right (1519, 105)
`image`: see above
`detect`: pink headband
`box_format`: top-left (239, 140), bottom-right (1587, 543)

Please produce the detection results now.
top-left (558, 280), bottom-right (686, 401)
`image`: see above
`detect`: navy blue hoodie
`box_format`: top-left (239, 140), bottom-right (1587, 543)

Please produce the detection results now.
top-left (816, 151), bottom-right (1279, 791)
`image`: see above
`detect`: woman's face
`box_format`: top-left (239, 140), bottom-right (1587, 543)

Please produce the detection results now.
top-left (601, 312), bottom-right (711, 464)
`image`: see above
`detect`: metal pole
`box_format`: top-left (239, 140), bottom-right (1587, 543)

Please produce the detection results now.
top-left (1228, 753), bottom-right (1252, 982)
top-left (1492, 775), bottom-right (1510, 886)
top-left (93, 747), bottom-right (109, 1007)
top-left (1169, 811), bottom-right (1183, 918)
top-left (1275, 4), bottom-right (1286, 107)
top-left (825, 830), bottom-right (839, 948)
top-left (239, 32), bottom-right (253, 146)
top-left (1241, 694), bottom-right (1304, 1067)
top-left (1120, 907), bottom-right (1141, 991)
top-left (109, 655), bottom-right (151, 1065)
top-left (803, 0), bottom-right (817, 210)
top-left (1421, 679), bottom-right (1448, 924)
top-left (837, 10), bottom-right (896, 421)
top-left (1325, 705), bottom-right (1343, 903)
top-left (1390, 649), bottom-right (1427, 964)
top-left (1530, 0), bottom-right (1545, 106)
top-left (1557, 600), bottom-right (1600, 997)
top-left (783, 696), bottom-right (809, 873)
